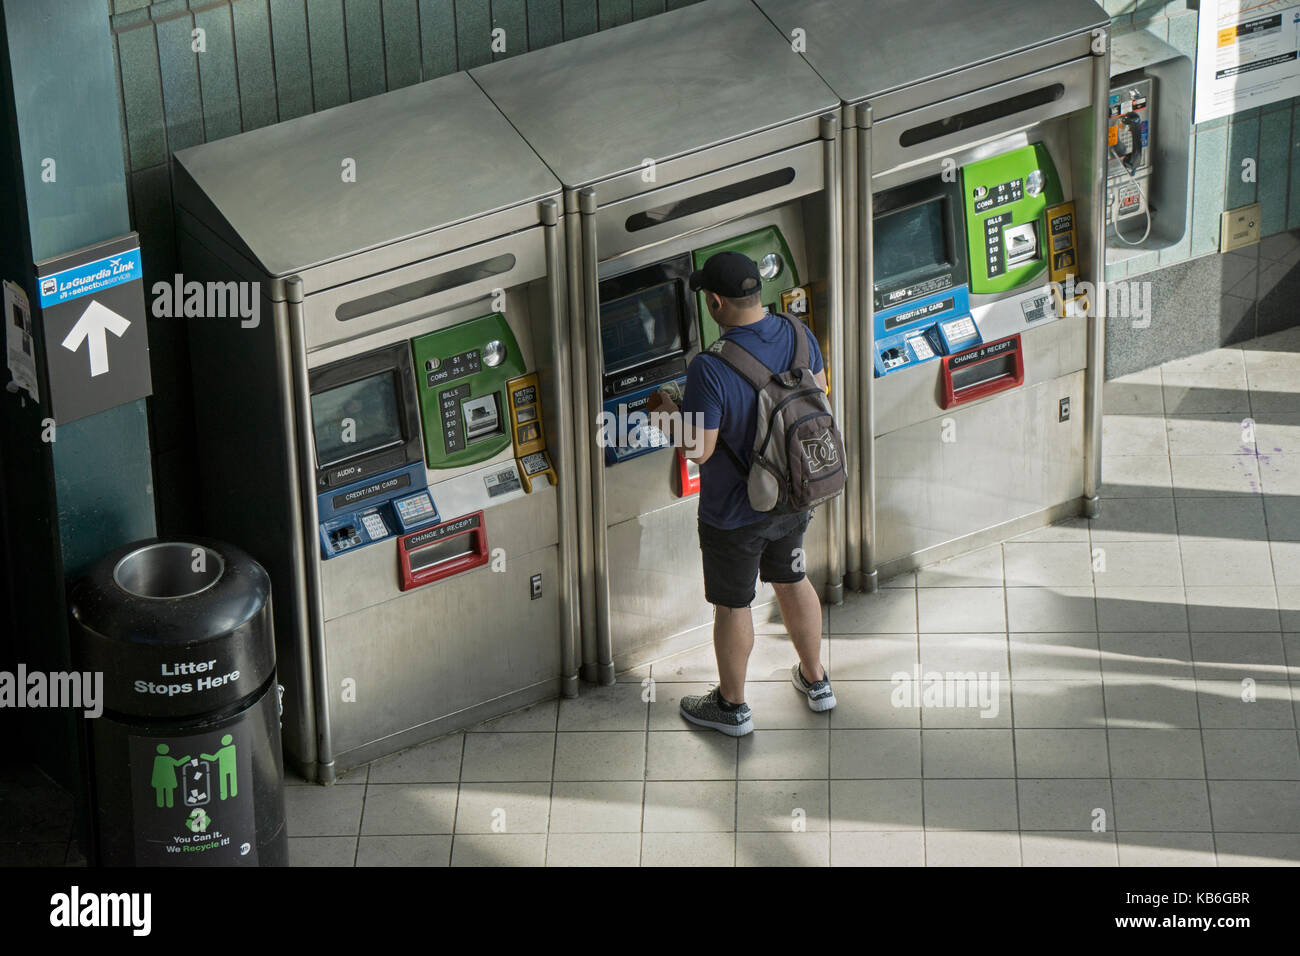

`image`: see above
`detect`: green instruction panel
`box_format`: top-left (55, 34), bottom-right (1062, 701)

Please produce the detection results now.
top-left (693, 226), bottom-right (799, 349)
top-left (962, 143), bottom-right (1063, 295)
top-left (411, 314), bottom-right (526, 470)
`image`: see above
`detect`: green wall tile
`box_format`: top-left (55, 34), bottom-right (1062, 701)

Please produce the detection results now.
top-left (1124, 251), bottom-right (1159, 276)
top-left (490, 0), bottom-right (527, 60)
top-left (383, 0), bottom-right (422, 85)
top-left (114, 0), bottom-right (152, 11)
top-left (600, 0), bottom-right (633, 29)
top-left (665, 0), bottom-right (698, 10)
top-left (1190, 125), bottom-right (1227, 257)
top-left (1258, 105), bottom-right (1292, 237)
top-left (1132, 14), bottom-right (1167, 41)
top-left (419, 0), bottom-right (457, 77)
top-left (564, 0), bottom-right (598, 39)
top-left (1288, 103), bottom-right (1300, 230)
top-left (1225, 113), bottom-right (1259, 210)
top-left (306, 0), bottom-right (349, 110)
top-left (156, 14), bottom-right (204, 153)
top-left (194, 4), bottom-right (240, 140)
top-left (117, 24), bottom-right (167, 169)
top-left (269, 0), bottom-right (314, 120)
top-left (526, 0), bottom-right (562, 47)
top-left (1166, 9), bottom-right (1196, 58)
top-left (633, 0), bottom-right (665, 18)
top-left (52, 402), bottom-right (157, 577)
top-left (456, 0), bottom-right (492, 68)
top-left (150, 0), bottom-right (187, 18)
top-left (1158, 131), bottom-right (1195, 267)
top-left (1104, 259), bottom-right (1129, 282)
top-left (232, 0), bottom-right (278, 130)
top-left (345, 0), bottom-right (385, 99)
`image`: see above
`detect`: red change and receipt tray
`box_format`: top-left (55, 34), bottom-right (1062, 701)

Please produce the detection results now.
top-left (940, 333), bottom-right (1025, 409)
top-left (398, 511), bottom-right (489, 591)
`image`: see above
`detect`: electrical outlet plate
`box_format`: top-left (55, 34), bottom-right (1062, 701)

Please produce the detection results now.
top-left (1220, 203), bottom-right (1261, 252)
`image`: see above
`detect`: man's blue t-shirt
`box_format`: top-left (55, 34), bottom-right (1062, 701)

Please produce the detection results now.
top-left (683, 314), bottom-right (825, 529)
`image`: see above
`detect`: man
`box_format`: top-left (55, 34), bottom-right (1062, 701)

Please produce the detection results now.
top-left (649, 251), bottom-right (835, 737)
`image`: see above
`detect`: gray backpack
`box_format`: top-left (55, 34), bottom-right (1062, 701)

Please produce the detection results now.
top-left (709, 313), bottom-right (846, 514)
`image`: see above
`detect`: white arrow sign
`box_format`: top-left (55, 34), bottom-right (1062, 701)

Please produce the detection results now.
top-left (61, 299), bottom-right (131, 377)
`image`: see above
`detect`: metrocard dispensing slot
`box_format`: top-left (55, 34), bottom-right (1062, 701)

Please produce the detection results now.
top-left (940, 335), bottom-right (1025, 409)
top-left (506, 372), bottom-right (556, 493)
top-left (398, 511), bottom-right (489, 591)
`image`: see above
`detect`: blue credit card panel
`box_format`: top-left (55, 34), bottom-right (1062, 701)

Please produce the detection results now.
top-left (316, 461), bottom-right (440, 559)
top-left (873, 286), bottom-right (981, 377)
top-left (602, 376), bottom-right (686, 466)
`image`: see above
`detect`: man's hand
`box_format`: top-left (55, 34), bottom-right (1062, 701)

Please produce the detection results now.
top-left (646, 389), bottom-right (679, 415)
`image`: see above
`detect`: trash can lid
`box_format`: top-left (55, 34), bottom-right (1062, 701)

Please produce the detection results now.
top-left (70, 539), bottom-right (276, 720)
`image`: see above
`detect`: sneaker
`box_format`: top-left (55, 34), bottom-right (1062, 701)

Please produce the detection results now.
top-left (791, 663), bottom-right (836, 712)
top-left (679, 686), bottom-right (754, 736)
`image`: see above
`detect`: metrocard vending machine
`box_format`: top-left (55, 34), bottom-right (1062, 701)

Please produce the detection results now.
top-left (173, 73), bottom-right (578, 782)
top-left (472, 0), bottom-right (845, 677)
top-left (755, 0), bottom-right (1110, 580)
top-left (863, 69), bottom-right (1107, 576)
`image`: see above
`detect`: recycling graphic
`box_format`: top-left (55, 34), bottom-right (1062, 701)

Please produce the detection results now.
top-left (129, 729), bottom-right (257, 866)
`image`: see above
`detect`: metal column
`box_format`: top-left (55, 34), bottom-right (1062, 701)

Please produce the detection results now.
top-left (856, 104), bottom-right (878, 593)
top-left (1083, 28), bottom-right (1111, 519)
top-left (820, 113), bottom-right (845, 605)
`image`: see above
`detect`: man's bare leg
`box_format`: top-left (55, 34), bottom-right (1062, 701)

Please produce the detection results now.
top-left (772, 578), bottom-right (823, 682)
top-left (713, 605), bottom-right (754, 703)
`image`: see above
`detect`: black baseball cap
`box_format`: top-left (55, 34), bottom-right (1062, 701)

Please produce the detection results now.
top-left (688, 251), bottom-right (762, 299)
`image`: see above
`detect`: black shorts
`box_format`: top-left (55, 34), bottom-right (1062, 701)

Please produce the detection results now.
top-left (697, 510), bottom-right (814, 609)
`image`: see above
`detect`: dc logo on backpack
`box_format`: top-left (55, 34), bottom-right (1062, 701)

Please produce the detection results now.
top-left (710, 313), bottom-right (847, 514)
top-left (801, 429), bottom-right (840, 474)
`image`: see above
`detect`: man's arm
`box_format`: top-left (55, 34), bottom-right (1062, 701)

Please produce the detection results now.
top-left (645, 391), bottom-right (719, 464)
top-left (688, 426), bottom-right (718, 465)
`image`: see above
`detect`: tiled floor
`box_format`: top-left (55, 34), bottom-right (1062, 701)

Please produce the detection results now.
top-left (4, 329), bottom-right (1300, 866)
top-left (282, 327), bottom-right (1300, 867)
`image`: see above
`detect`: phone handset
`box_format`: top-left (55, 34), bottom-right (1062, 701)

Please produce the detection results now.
top-left (1110, 111), bottom-right (1152, 246)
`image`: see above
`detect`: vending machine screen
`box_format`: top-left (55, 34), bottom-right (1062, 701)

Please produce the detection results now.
top-left (600, 283), bottom-right (685, 374)
top-left (311, 371), bottom-right (404, 467)
top-left (874, 198), bottom-right (950, 288)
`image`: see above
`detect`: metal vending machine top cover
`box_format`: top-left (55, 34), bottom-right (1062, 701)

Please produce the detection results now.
top-left (171, 71), bottom-right (561, 286)
top-left (468, 0), bottom-right (838, 189)
top-left (752, 0), bottom-right (1109, 107)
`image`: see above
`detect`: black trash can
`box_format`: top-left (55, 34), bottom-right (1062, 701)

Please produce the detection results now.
top-left (70, 538), bottom-right (288, 866)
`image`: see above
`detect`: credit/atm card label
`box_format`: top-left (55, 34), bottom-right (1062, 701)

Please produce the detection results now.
top-left (883, 296), bottom-right (956, 332)
top-left (331, 472), bottom-right (411, 511)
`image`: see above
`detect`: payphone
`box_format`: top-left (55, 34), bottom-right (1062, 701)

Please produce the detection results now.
top-left (1107, 77), bottom-right (1155, 242)
top-left (473, 0), bottom-right (844, 676)
top-left (173, 72), bottom-right (577, 781)
top-left (755, 0), bottom-right (1110, 582)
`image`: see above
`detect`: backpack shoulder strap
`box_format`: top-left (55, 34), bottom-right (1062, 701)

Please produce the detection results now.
top-left (778, 312), bottom-right (811, 372)
top-left (708, 337), bottom-right (774, 392)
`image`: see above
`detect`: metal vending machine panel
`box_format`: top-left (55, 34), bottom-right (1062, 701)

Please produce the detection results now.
top-left (173, 71), bottom-right (575, 781)
top-left (471, 0), bottom-right (845, 677)
top-left (747, 0), bottom-right (1111, 580)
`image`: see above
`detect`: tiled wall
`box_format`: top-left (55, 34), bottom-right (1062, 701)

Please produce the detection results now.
top-left (1103, 0), bottom-right (1300, 377)
top-left (108, 0), bottom-right (700, 532)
